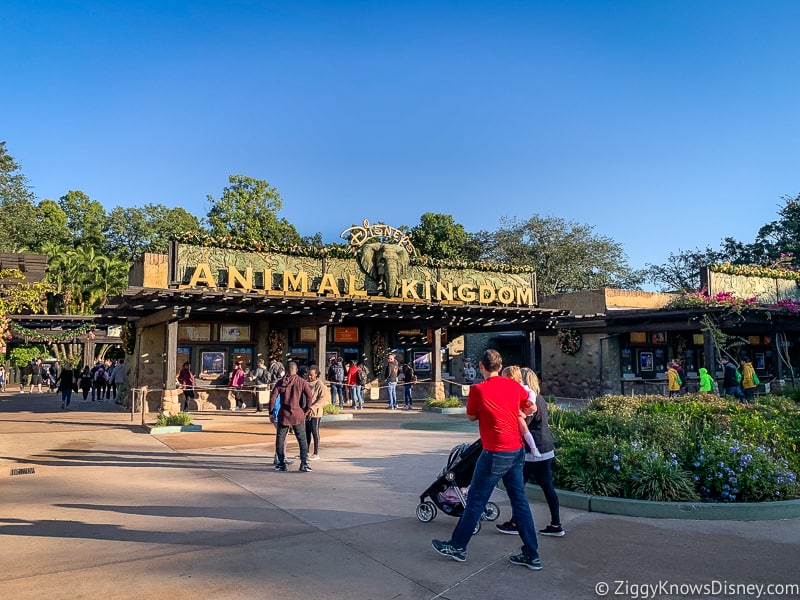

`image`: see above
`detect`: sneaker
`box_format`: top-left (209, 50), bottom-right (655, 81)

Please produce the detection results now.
top-left (274, 463), bottom-right (287, 472)
top-left (431, 539), bottom-right (466, 562)
top-left (308, 454), bottom-right (320, 461)
top-left (495, 520), bottom-right (519, 535)
top-left (539, 524), bottom-right (565, 537)
top-left (299, 463), bottom-right (312, 472)
top-left (509, 553), bottom-right (542, 570)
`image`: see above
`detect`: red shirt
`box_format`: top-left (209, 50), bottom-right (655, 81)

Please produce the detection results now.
top-left (467, 375), bottom-right (530, 452)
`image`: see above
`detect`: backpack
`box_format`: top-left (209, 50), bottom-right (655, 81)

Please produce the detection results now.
top-left (255, 367), bottom-right (269, 385)
top-left (357, 367), bottom-right (367, 386)
top-left (735, 369), bottom-right (742, 384)
top-left (333, 363), bottom-right (344, 383)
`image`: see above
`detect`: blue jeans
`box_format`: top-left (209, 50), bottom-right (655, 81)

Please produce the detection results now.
top-left (450, 448), bottom-right (538, 558)
top-left (386, 382), bottom-right (397, 408)
top-left (60, 388), bottom-right (72, 406)
top-left (723, 386), bottom-right (744, 401)
top-left (331, 383), bottom-right (344, 407)
top-left (404, 383), bottom-right (413, 406)
top-left (350, 385), bottom-right (363, 408)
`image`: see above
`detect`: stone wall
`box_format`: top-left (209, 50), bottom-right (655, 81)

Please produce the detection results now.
top-left (539, 332), bottom-right (610, 399)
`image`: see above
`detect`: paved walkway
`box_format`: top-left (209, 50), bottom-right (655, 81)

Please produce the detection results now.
top-left (1, 390), bottom-right (799, 600)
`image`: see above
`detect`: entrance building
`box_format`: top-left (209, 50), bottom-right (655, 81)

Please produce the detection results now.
top-left (106, 223), bottom-right (568, 412)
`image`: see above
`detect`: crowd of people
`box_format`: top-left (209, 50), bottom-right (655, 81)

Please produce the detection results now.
top-left (7, 357), bottom-right (126, 409)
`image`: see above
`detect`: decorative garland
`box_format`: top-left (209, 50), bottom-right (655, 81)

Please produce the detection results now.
top-left (710, 262), bottom-right (800, 281)
top-left (557, 328), bottom-right (582, 355)
top-left (371, 331), bottom-right (387, 373)
top-left (120, 322), bottom-right (136, 355)
top-left (268, 329), bottom-right (285, 362)
top-left (172, 231), bottom-right (535, 274)
top-left (7, 321), bottom-right (94, 343)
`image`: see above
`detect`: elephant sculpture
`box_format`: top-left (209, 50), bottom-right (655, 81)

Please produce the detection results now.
top-left (358, 242), bottom-right (411, 298)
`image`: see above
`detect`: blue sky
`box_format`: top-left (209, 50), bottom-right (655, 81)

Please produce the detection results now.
top-left (3, 1), bottom-right (798, 272)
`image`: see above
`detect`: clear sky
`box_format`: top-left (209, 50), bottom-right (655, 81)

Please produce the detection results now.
top-left (3, 1), bottom-right (798, 272)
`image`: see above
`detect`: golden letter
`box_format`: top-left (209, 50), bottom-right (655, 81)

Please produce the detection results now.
top-left (402, 279), bottom-right (421, 299)
top-left (436, 282), bottom-right (454, 301)
top-left (188, 263), bottom-right (216, 288)
top-left (457, 284), bottom-right (477, 302)
top-left (517, 287), bottom-right (533, 306)
top-left (283, 271), bottom-right (308, 292)
top-left (424, 280), bottom-right (432, 301)
top-left (479, 285), bottom-right (496, 304)
top-left (317, 273), bottom-right (340, 296)
top-left (227, 266), bottom-right (253, 291)
top-left (497, 286), bottom-right (514, 304)
top-left (348, 274), bottom-right (367, 297)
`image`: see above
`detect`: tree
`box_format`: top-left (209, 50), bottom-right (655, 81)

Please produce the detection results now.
top-left (645, 195), bottom-right (800, 291)
top-left (58, 190), bottom-right (107, 248)
top-left (486, 215), bottom-right (645, 296)
top-left (410, 213), bottom-right (469, 259)
top-left (755, 193), bottom-right (800, 261)
top-left (0, 142), bottom-right (38, 252)
top-left (104, 204), bottom-right (202, 261)
top-left (0, 269), bottom-right (54, 339)
top-left (206, 175), bottom-right (301, 244)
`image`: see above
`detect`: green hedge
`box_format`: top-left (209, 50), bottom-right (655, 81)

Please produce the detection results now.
top-left (549, 394), bottom-right (800, 503)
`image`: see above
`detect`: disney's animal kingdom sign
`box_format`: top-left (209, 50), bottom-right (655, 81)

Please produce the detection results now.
top-left (172, 230), bottom-right (536, 307)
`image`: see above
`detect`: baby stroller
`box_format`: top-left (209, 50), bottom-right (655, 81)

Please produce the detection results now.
top-left (415, 439), bottom-right (500, 534)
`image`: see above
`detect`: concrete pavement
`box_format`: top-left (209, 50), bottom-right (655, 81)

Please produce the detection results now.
top-left (1, 389), bottom-right (799, 600)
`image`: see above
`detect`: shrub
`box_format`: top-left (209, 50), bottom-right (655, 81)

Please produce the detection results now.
top-left (550, 394), bottom-right (800, 503)
top-left (425, 397), bottom-right (463, 408)
top-left (156, 412), bottom-right (193, 427)
top-left (323, 404), bottom-right (340, 415)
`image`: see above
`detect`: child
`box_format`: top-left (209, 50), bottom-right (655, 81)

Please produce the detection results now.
top-left (502, 365), bottom-right (542, 458)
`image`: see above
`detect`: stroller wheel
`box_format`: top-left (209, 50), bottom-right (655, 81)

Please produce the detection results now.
top-left (482, 502), bottom-right (500, 522)
top-left (416, 501), bottom-right (437, 522)
top-left (472, 520), bottom-right (481, 535)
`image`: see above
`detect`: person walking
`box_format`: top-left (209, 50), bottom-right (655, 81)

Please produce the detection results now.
top-left (55, 364), bottom-right (75, 409)
top-left (79, 366), bottom-right (93, 401)
top-left (178, 361), bottom-right (195, 411)
top-left (0, 365), bottom-right (6, 392)
top-left (306, 366), bottom-right (330, 460)
top-left (666, 362), bottom-right (681, 398)
top-left (229, 361), bottom-right (246, 410)
top-left (328, 357), bottom-right (345, 409)
top-left (720, 356), bottom-right (744, 401)
top-left (29, 358), bottom-right (45, 394)
top-left (495, 367), bottom-right (565, 538)
top-left (112, 359), bottom-right (126, 404)
top-left (346, 361), bottom-right (362, 409)
top-left (401, 361), bottom-right (416, 410)
top-left (383, 353), bottom-right (399, 410)
top-left (740, 355), bottom-right (758, 402)
top-left (431, 349), bottom-right (542, 570)
top-left (248, 358), bottom-right (269, 412)
top-left (269, 361), bottom-right (314, 472)
top-left (698, 367), bottom-right (715, 394)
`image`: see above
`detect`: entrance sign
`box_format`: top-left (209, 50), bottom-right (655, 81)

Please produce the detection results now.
top-left (173, 243), bottom-right (536, 307)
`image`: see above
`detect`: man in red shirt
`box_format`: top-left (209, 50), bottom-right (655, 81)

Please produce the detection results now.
top-left (432, 349), bottom-right (542, 570)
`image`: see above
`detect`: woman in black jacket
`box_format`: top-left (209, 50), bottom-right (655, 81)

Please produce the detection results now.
top-left (495, 367), bottom-right (565, 537)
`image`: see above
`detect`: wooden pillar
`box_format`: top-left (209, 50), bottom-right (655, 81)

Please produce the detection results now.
top-left (703, 328), bottom-right (716, 377)
top-left (432, 326), bottom-right (444, 400)
top-left (316, 324), bottom-right (328, 380)
top-left (526, 330), bottom-right (537, 372)
top-left (165, 320), bottom-right (178, 390)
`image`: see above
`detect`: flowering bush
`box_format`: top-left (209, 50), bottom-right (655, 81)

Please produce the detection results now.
top-left (689, 436), bottom-right (797, 502)
top-left (665, 287), bottom-right (758, 311)
top-left (551, 393), bottom-right (800, 503)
